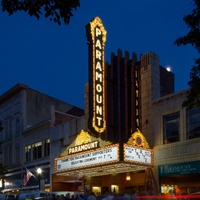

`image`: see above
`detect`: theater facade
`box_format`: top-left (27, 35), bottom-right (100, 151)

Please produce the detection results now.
top-left (1, 15), bottom-right (200, 195)
top-left (52, 16), bottom-right (157, 195)
top-left (53, 129), bottom-right (155, 195)
top-left (53, 14), bottom-right (200, 195)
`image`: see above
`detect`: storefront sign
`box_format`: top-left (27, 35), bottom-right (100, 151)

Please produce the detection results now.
top-left (124, 144), bottom-right (153, 165)
top-left (68, 141), bottom-right (99, 155)
top-left (94, 26), bottom-right (104, 131)
top-left (159, 161), bottom-right (200, 176)
top-left (86, 17), bottom-right (107, 133)
top-left (55, 144), bottom-right (119, 172)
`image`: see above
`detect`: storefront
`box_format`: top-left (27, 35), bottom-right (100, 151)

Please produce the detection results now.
top-left (159, 161), bottom-right (200, 195)
top-left (53, 129), bottom-right (155, 195)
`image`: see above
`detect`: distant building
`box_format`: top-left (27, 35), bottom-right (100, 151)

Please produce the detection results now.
top-left (0, 83), bottom-right (84, 192)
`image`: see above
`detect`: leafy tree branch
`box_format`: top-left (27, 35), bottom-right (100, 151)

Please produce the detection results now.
top-left (174, 0), bottom-right (200, 108)
top-left (1, 0), bottom-right (80, 25)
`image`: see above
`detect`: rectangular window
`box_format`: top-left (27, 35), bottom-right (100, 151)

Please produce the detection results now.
top-left (15, 117), bottom-right (20, 136)
top-left (4, 120), bottom-right (9, 140)
top-left (44, 139), bottom-right (50, 157)
top-left (15, 146), bottom-right (20, 164)
top-left (163, 112), bottom-right (180, 144)
top-left (4, 118), bottom-right (12, 140)
top-left (32, 142), bottom-right (42, 160)
top-left (25, 145), bottom-right (32, 161)
top-left (8, 118), bottom-right (12, 139)
top-left (187, 107), bottom-right (200, 139)
top-left (4, 144), bottom-right (12, 165)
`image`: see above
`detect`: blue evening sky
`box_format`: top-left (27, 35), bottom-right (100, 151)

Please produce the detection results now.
top-left (0, 0), bottom-right (199, 109)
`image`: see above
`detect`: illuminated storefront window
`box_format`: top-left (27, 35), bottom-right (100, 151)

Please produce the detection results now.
top-left (92, 186), bottom-right (101, 196)
top-left (161, 185), bottom-right (176, 194)
top-left (111, 185), bottom-right (119, 193)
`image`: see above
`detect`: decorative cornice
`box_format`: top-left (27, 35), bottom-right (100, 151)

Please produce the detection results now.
top-left (127, 129), bottom-right (150, 149)
top-left (23, 120), bottom-right (51, 135)
top-left (60, 129), bottom-right (112, 156)
top-left (153, 89), bottom-right (189, 105)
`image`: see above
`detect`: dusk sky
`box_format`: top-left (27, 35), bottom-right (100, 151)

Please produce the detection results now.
top-left (0, 0), bottom-right (199, 109)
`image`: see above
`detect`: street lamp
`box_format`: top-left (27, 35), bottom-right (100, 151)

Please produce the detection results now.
top-left (37, 168), bottom-right (42, 190)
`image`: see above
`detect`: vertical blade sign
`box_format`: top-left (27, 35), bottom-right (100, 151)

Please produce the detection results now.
top-left (86, 17), bottom-right (107, 133)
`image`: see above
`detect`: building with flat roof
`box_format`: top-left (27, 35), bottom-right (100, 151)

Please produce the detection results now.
top-left (0, 16), bottom-right (200, 196)
top-left (0, 83), bottom-right (84, 192)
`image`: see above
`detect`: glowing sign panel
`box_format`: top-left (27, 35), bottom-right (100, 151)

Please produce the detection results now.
top-left (94, 26), bottom-right (104, 129)
top-left (124, 144), bottom-right (153, 165)
top-left (68, 141), bottom-right (99, 155)
top-left (55, 144), bottom-right (119, 172)
top-left (86, 17), bottom-right (107, 133)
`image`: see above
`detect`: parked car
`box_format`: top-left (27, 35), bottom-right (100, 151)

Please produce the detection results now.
top-left (15, 191), bottom-right (48, 200)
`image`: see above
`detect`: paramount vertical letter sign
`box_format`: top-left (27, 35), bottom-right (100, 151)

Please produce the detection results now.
top-left (86, 17), bottom-right (107, 133)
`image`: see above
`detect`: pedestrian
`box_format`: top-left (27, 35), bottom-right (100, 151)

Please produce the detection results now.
top-left (167, 189), bottom-right (177, 200)
top-left (78, 194), bottom-right (84, 200)
top-left (87, 192), bottom-right (97, 200)
top-left (51, 194), bottom-right (57, 200)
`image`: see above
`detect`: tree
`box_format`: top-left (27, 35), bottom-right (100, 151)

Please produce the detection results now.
top-left (182, 58), bottom-right (200, 108)
top-left (174, 0), bottom-right (200, 108)
top-left (1, 0), bottom-right (80, 25)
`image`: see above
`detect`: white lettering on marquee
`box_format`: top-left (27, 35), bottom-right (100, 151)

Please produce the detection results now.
top-left (87, 17), bottom-right (106, 133)
top-left (96, 39), bottom-right (102, 49)
top-left (124, 144), bottom-right (152, 165)
top-left (96, 50), bottom-right (102, 60)
top-left (56, 144), bottom-right (119, 171)
top-left (68, 141), bottom-right (99, 154)
top-left (93, 26), bottom-right (104, 131)
top-left (96, 84), bottom-right (102, 92)
top-left (96, 71), bottom-right (102, 82)
top-left (96, 62), bottom-right (102, 71)
top-left (96, 27), bottom-right (101, 36)
top-left (96, 116), bottom-right (102, 126)
top-left (96, 94), bottom-right (102, 103)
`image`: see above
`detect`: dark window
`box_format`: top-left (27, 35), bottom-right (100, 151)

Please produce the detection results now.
top-left (8, 118), bottom-right (12, 139)
top-left (5, 144), bottom-right (12, 165)
top-left (32, 142), bottom-right (42, 160)
top-left (25, 145), bottom-right (31, 161)
top-left (4, 119), bottom-right (12, 140)
top-left (15, 117), bottom-right (20, 136)
top-left (163, 112), bottom-right (180, 144)
top-left (44, 139), bottom-right (50, 157)
top-left (4, 121), bottom-right (9, 140)
top-left (15, 146), bottom-right (20, 164)
top-left (187, 107), bottom-right (200, 139)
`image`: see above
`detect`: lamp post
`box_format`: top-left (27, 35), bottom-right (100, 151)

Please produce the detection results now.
top-left (37, 168), bottom-right (42, 190)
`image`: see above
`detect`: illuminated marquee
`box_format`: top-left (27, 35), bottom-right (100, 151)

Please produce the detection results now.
top-left (87, 17), bottom-right (107, 133)
top-left (55, 144), bottom-right (119, 172)
top-left (124, 144), bottom-right (153, 166)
